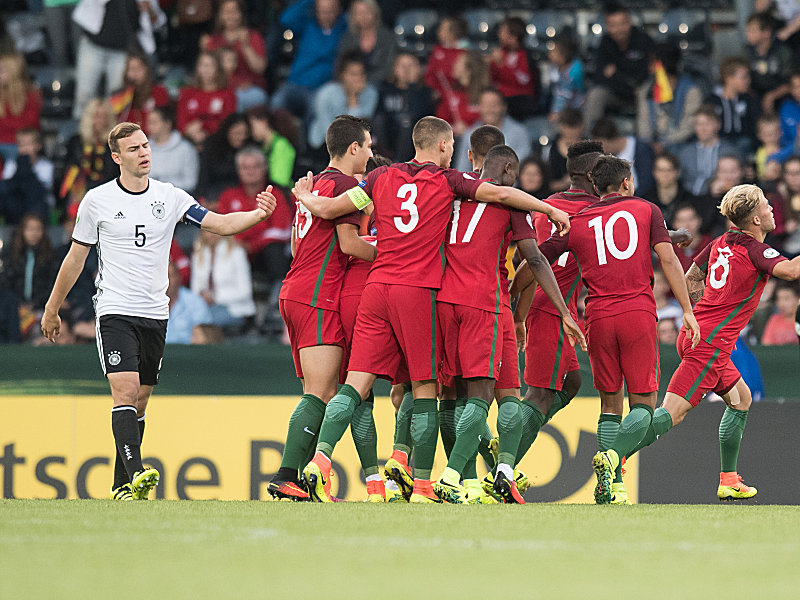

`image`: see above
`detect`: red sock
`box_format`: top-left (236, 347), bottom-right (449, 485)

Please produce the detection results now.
top-left (313, 451), bottom-right (331, 472)
top-left (390, 449), bottom-right (409, 466)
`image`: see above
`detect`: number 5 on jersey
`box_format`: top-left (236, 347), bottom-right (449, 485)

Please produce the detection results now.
top-left (135, 224), bottom-right (146, 247)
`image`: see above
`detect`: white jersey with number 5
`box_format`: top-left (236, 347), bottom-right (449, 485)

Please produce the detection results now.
top-left (72, 178), bottom-right (198, 319)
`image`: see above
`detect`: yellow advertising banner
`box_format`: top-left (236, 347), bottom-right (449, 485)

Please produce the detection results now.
top-left (0, 396), bottom-right (637, 502)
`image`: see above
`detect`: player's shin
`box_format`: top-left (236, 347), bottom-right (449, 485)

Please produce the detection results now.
top-left (111, 405), bottom-right (143, 479)
top-left (393, 389), bottom-right (414, 458)
top-left (496, 396), bottom-right (522, 479)
top-left (316, 384), bottom-right (362, 458)
top-left (444, 397), bottom-right (490, 483)
top-left (351, 391), bottom-right (379, 479)
top-left (410, 397), bottom-right (439, 482)
top-left (545, 390), bottom-right (572, 423)
top-left (438, 398), bottom-right (458, 458)
top-left (625, 407), bottom-right (673, 459)
top-left (719, 407), bottom-right (748, 473)
top-left (611, 404), bottom-right (654, 481)
top-left (597, 413), bottom-right (622, 452)
top-left (515, 399), bottom-right (546, 465)
top-left (278, 393), bottom-right (327, 478)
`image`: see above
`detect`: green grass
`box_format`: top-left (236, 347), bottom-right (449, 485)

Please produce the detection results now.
top-left (2, 500), bottom-right (798, 599)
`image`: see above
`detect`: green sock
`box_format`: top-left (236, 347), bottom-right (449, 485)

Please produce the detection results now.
top-left (496, 396), bottom-right (523, 467)
top-left (611, 404), bottom-right (654, 481)
top-left (393, 391), bottom-right (414, 456)
top-left (410, 397), bottom-right (439, 480)
top-left (597, 413), bottom-right (622, 452)
top-left (316, 384), bottom-right (361, 458)
top-left (626, 407), bottom-right (673, 459)
top-left (279, 394), bottom-right (327, 471)
top-left (545, 389), bottom-right (572, 423)
top-left (515, 399), bottom-right (546, 464)
top-left (438, 399), bottom-right (457, 459)
top-left (477, 418), bottom-right (495, 470)
top-left (350, 392), bottom-right (378, 477)
top-left (462, 451), bottom-right (478, 480)
top-left (447, 397), bottom-right (490, 475)
top-left (719, 407), bottom-right (749, 472)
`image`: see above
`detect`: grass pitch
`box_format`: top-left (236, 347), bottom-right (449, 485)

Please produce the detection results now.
top-left (2, 500), bottom-right (798, 599)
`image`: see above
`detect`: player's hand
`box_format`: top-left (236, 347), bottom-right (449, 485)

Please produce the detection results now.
top-left (41, 310), bottom-right (61, 343)
top-left (548, 207), bottom-right (570, 236)
top-left (291, 171), bottom-right (314, 199)
top-left (514, 320), bottom-right (526, 353)
top-left (562, 314), bottom-right (586, 351)
top-left (256, 185), bottom-right (276, 219)
top-left (683, 311), bottom-right (701, 349)
top-left (670, 228), bottom-right (693, 248)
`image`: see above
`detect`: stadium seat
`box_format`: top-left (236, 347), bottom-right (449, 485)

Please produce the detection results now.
top-left (524, 11), bottom-right (576, 59)
top-left (394, 9), bottom-right (440, 57)
top-left (464, 9), bottom-right (505, 51)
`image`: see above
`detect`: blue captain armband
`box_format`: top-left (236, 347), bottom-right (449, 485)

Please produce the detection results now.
top-left (346, 185), bottom-right (371, 210)
top-left (184, 203), bottom-right (209, 228)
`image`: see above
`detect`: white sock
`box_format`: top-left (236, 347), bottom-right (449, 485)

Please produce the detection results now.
top-left (366, 473), bottom-right (382, 483)
top-left (496, 463), bottom-right (513, 480)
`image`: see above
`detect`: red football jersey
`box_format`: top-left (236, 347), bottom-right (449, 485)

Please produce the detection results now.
top-left (177, 87), bottom-right (237, 136)
top-left (439, 199), bottom-right (535, 313)
top-left (279, 167), bottom-right (360, 309)
top-left (530, 189), bottom-right (596, 318)
top-left (539, 194), bottom-right (671, 323)
top-left (341, 214), bottom-right (377, 298)
top-left (357, 160), bottom-right (485, 289)
top-left (691, 230), bottom-right (787, 353)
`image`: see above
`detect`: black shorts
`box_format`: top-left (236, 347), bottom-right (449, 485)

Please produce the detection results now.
top-left (96, 315), bottom-right (168, 385)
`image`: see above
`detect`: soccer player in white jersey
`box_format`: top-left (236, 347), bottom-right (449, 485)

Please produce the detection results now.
top-left (41, 122), bottom-right (277, 501)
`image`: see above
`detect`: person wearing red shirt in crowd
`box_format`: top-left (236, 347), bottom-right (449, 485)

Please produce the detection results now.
top-left (0, 53), bottom-right (41, 161)
top-left (177, 51), bottom-right (237, 146)
top-left (761, 281), bottom-right (800, 345)
top-left (424, 17), bottom-right (467, 103)
top-left (539, 154), bottom-right (700, 505)
top-left (201, 0), bottom-right (268, 111)
top-left (109, 52), bottom-right (170, 133)
top-left (489, 17), bottom-right (537, 121)
top-left (217, 147), bottom-right (294, 308)
top-left (625, 185), bottom-right (800, 501)
top-left (169, 240), bottom-right (191, 287)
top-left (293, 116), bottom-right (571, 503)
top-left (267, 116), bottom-right (376, 501)
top-left (436, 51), bottom-right (486, 137)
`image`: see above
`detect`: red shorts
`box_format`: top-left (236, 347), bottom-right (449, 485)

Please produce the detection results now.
top-left (524, 309), bottom-right (579, 390)
top-left (438, 302), bottom-right (502, 380)
top-left (279, 298), bottom-right (345, 379)
top-left (348, 282), bottom-right (439, 382)
top-left (666, 330), bottom-right (741, 407)
top-left (586, 311), bottom-right (659, 394)
top-left (496, 304), bottom-right (520, 390)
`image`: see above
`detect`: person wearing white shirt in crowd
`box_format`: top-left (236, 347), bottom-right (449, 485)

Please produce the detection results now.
top-left (165, 260), bottom-right (213, 343)
top-left (147, 104), bottom-right (199, 193)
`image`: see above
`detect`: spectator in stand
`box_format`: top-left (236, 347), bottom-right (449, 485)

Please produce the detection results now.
top-left (170, 239), bottom-right (192, 288)
top-left (774, 155), bottom-right (800, 254)
top-left (646, 152), bottom-right (697, 227)
top-left (755, 113), bottom-right (783, 183)
top-left (337, 0), bottom-right (396, 86)
top-left (177, 50), bottom-right (237, 147)
top-left (147, 104), bottom-right (200, 194)
top-left (0, 287), bottom-right (21, 343)
top-left (583, 3), bottom-right (654, 129)
top-left (271, 0), bottom-right (347, 119)
top-left (454, 88), bottom-right (530, 171)
top-left (636, 43), bottom-right (702, 152)
top-left (190, 228), bottom-right (257, 330)
top-left (745, 11), bottom-right (793, 114)
top-left (0, 214), bottom-right (55, 341)
top-left (436, 50), bottom-right (488, 137)
top-left (698, 154), bottom-right (749, 236)
top-left (545, 108), bottom-right (585, 192)
top-left (307, 52), bottom-right (378, 149)
top-left (677, 104), bottom-right (740, 196)
top-left (762, 281), bottom-right (800, 345)
top-left (0, 152), bottom-right (47, 225)
top-left (671, 203), bottom-right (712, 272)
top-left (707, 57), bottom-right (761, 157)
top-left (488, 16), bottom-right (537, 121)
top-left (43, 0), bottom-right (80, 69)
top-left (546, 34), bottom-right (584, 121)
top-left (71, 0), bottom-right (166, 119)
top-left (197, 112), bottom-right (252, 207)
top-left (756, 0), bottom-right (800, 52)
top-left (246, 106), bottom-right (296, 188)
top-left (777, 71), bottom-right (800, 152)
top-left (109, 52), bottom-right (170, 133)
top-left (517, 156), bottom-right (550, 200)
top-left (201, 0), bottom-right (268, 111)
top-left (217, 146), bottom-right (294, 310)
top-left (2, 128), bottom-right (54, 217)
top-left (657, 318), bottom-right (679, 345)
top-left (0, 53), bottom-right (41, 162)
top-left (653, 268), bottom-right (683, 328)
top-left (425, 16), bottom-right (468, 105)
top-left (591, 116), bottom-right (656, 197)
top-left (58, 98), bottom-right (118, 210)
top-left (373, 52), bottom-right (435, 162)
top-left (166, 261), bottom-right (213, 344)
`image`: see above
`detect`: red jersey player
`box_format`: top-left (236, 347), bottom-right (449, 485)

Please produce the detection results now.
top-left (623, 184), bottom-right (800, 501)
top-left (293, 116), bottom-right (571, 502)
top-left (267, 116), bottom-right (377, 501)
top-left (433, 145), bottom-right (584, 505)
top-left (538, 154), bottom-right (700, 505)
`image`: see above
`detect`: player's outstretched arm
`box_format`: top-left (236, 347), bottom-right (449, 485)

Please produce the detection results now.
top-left (41, 242), bottom-right (91, 342)
top-left (685, 263), bottom-right (707, 304)
top-left (201, 186), bottom-right (277, 235)
top-left (510, 260), bottom-right (536, 352)
top-left (336, 223), bottom-right (377, 262)
top-left (291, 172), bottom-right (370, 220)
top-left (518, 239), bottom-right (586, 351)
top-left (669, 228), bottom-right (693, 248)
top-left (654, 241), bottom-right (700, 348)
top-left (474, 183), bottom-right (570, 234)
top-left (771, 255), bottom-right (800, 280)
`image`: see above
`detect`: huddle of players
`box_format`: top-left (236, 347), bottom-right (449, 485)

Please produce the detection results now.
top-left (269, 112), bottom-right (800, 505)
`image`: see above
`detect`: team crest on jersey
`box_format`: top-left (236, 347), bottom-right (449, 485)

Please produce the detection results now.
top-left (108, 350), bottom-right (121, 366)
top-left (764, 248), bottom-right (779, 259)
top-left (151, 201), bottom-right (165, 219)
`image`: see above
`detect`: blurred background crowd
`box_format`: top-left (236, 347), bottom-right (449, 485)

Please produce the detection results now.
top-left (0, 0), bottom-right (797, 360)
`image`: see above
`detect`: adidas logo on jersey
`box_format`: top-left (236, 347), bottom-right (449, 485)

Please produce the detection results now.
top-left (114, 212), bottom-right (125, 219)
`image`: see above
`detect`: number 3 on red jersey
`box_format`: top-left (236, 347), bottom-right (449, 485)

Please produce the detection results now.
top-left (588, 210), bottom-right (638, 265)
top-left (394, 183), bottom-right (419, 233)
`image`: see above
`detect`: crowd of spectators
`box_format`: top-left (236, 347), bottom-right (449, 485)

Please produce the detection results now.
top-left (1, 0), bottom-right (799, 348)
